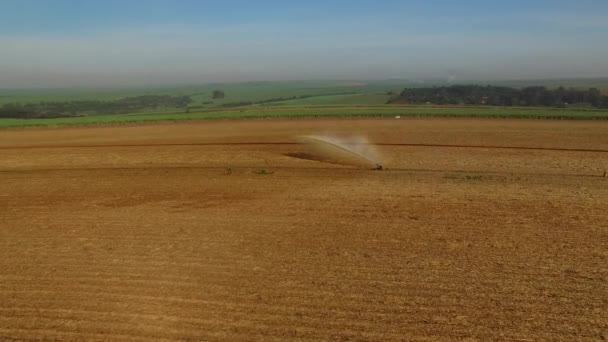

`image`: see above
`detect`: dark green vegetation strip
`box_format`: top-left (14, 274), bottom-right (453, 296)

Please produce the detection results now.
top-left (391, 85), bottom-right (608, 108)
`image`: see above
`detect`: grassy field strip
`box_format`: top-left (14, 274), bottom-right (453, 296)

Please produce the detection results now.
top-left (0, 81), bottom-right (399, 107)
top-left (2, 106), bottom-right (608, 128)
top-left (264, 94), bottom-right (391, 106)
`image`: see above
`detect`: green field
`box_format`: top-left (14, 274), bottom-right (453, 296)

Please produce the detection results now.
top-left (3, 78), bottom-right (608, 107)
top-left (2, 79), bottom-right (608, 128)
top-left (2, 105), bottom-right (608, 128)
top-left (0, 80), bottom-right (401, 107)
top-left (264, 94), bottom-right (392, 106)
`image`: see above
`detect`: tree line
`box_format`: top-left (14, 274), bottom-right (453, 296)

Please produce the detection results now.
top-left (0, 95), bottom-right (192, 119)
top-left (391, 85), bottom-right (608, 108)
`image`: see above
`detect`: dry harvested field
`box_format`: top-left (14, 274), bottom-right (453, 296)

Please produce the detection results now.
top-left (1, 118), bottom-right (607, 341)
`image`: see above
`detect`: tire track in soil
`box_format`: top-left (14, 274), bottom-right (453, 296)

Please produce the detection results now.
top-left (2, 142), bottom-right (608, 153)
top-left (0, 165), bottom-right (601, 179)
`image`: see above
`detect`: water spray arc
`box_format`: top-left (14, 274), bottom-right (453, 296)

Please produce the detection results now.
top-left (296, 135), bottom-right (383, 170)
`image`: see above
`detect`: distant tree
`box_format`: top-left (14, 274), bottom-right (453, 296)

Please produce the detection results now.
top-left (0, 95), bottom-right (192, 119)
top-left (389, 85), bottom-right (608, 108)
top-left (212, 90), bottom-right (225, 99)
top-left (588, 88), bottom-right (602, 107)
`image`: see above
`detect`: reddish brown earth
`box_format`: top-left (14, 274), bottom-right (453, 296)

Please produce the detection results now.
top-left (1, 118), bottom-right (607, 341)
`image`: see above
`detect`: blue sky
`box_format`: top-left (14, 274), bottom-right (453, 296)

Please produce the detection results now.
top-left (0, 0), bottom-right (607, 88)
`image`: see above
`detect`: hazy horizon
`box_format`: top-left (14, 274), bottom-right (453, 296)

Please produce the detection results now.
top-left (1, 0), bottom-right (607, 89)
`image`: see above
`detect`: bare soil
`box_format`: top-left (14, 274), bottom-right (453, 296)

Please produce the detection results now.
top-left (1, 118), bottom-right (607, 341)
